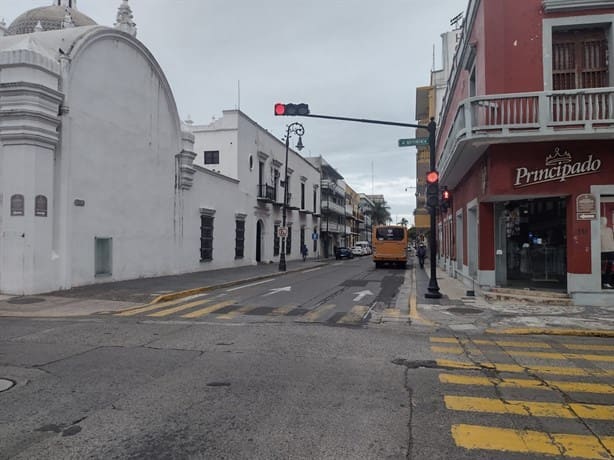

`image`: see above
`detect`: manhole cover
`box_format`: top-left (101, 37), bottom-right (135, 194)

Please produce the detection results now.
top-left (7, 297), bottom-right (46, 305)
top-left (0, 379), bottom-right (15, 392)
top-left (447, 307), bottom-right (483, 315)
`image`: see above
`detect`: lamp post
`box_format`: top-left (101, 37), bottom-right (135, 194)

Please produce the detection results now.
top-left (425, 118), bottom-right (442, 298)
top-left (279, 122), bottom-right (305, 271)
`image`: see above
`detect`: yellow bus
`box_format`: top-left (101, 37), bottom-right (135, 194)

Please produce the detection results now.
top-left (372, 225), bottom-right (408, 268)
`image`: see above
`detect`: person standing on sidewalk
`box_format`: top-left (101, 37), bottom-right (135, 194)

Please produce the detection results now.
top-left (301, 243), bottom-right (308, 262)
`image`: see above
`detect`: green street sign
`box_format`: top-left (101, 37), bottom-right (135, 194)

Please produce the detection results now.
top-left (398, 138), bottom-right (429, 147)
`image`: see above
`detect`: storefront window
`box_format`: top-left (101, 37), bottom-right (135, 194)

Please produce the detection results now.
top-left (600, 196), bottom-right (614, 289)
top-left (501, 198), bottom-right (567, 289)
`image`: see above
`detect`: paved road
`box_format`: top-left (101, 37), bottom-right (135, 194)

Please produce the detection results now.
top-left (1, 257), bottom-right (613, 459)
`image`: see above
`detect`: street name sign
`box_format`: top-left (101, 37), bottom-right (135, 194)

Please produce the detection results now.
top-left (398, 138), bottom-right (428, 147)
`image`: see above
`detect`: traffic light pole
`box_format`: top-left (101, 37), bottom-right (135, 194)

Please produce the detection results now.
top-left (288, 111), bottom-right (442, 298)
top-left (425, 119), bottom-right (442, 298)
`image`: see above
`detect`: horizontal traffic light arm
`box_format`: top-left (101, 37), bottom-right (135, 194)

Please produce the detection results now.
top-left (299, 112), bottom-right (428, 129)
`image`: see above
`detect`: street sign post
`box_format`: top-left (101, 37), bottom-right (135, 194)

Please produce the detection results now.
top-left (398, 138), bottom-right (429, 147)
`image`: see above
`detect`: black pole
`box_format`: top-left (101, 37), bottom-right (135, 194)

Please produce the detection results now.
top-left (425, 118), bottom-right (442, 298)
top-left (278, 122), bottom-right (305, 272)
top-left (279, 130), bottom-right (289, 271)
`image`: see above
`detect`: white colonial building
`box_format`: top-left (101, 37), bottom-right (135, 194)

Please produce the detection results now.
top-left (190, 110), bottom-right (321, 264)
top-left (0, 1), bottom-right (321, 295)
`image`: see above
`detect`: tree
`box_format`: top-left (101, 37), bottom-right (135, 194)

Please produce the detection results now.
top-left (399, 217), bottom-right (409, 227)
top-left (372, 200), bottom-right (391, 226)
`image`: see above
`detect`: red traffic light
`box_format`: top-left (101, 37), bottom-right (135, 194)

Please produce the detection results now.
top-left (442, 189), bottom-right (450, 200)
top-left (274, 103), bottom-right (310, 116)
top-left (274, 103), bottom-right (286, 116)
top-left (426, 170), bottom-right (439, 184)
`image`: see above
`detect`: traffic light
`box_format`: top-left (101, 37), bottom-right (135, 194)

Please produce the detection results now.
top-left (425, 170), bottom-right (439, 209)
top-left (274, 103), bottom-right (310, 116)
top-left (441, 186), bottom-right (451, 212)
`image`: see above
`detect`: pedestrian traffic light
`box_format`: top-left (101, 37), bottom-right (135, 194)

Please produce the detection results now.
top-left (441, 186), bottom-right (451, 212)
top-left (426, 170), bottom-right (439, 209)
top-left (274, 103), bottom-right (310, 116)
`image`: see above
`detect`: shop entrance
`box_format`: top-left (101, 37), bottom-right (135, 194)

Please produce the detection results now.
top-left (496, 197), bottom-right (567, 290)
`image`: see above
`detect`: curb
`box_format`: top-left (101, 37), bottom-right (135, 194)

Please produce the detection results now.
top-left (485, 327), bottom-right (614, 338)
top-left (149, 262), bottom-right (329, 304)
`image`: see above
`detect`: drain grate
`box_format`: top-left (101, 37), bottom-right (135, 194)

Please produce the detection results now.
top-left (447, 307), bottom-right (483, 315)
top-left (7, 297), bottom-right (46, 305)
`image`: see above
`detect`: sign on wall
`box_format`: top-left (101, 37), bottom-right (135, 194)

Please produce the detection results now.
top-left (513, 148), bottom-right (601, 188)
top-left (576, 193), bottom-right (597, 220)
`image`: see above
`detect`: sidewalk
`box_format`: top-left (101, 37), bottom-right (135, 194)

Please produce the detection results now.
top-left (0, 259), bottom-right (328, 317)
top-left (414, 259), bottom-right (614, 337)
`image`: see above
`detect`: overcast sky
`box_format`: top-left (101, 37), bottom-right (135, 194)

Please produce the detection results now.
top-left (2, 0), bottom-right (465, 224)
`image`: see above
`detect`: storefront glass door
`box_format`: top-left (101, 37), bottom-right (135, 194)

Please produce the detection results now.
top-left (499, 197), bottom-right (567, 290)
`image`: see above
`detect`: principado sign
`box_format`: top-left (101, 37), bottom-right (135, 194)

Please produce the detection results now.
top-left (513, 148), bottom-right (601, 188)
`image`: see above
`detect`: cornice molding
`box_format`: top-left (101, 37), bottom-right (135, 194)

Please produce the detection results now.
top-left (543, 0), bottom-right (614, 12)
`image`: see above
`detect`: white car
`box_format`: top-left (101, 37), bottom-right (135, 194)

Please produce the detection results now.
top-left (351, 246), bottom-right (364, 256)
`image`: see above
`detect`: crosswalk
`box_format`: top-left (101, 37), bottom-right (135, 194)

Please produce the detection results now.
top-left (108, 295), bottom-right (406, 325)
top-left (430, 335), bottom-right (614, 459)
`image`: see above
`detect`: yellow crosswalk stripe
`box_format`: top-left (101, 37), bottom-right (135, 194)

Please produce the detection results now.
top-left (451, 424), bottom-right (614, 459)
top-left (445, 395), bottom-right (614, 420)
top-left (439, 373), bottom-right (614, 394)
top-left (115, 296), bottom-right (205, 317)
top-left (301, 304), bottom-right (336, 322)
top-left (268, 304), bottom-right (298, 316)
top-left (147, 298), bottom-right (214, 317)
top-left (436, 358), bottom-right (614, 378)
top-left (180, 300), bottom-right (236, 319)
top-left (337, 305), bottom-right (369, 324)
top-left (430, 337), bottom-right (552, 349)
top-left (562, 343), bottom-right (614, 352)
top-left (431, 345), bottom-right (614, 363)
top-left (217, 305), bottom-right (257, 320)
top-left (431, 345), bottom-right (466, 355)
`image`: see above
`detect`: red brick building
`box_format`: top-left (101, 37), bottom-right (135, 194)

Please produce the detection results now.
top-left (435, 0), bottom-right (614, 306)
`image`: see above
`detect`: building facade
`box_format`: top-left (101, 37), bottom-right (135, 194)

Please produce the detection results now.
top-left (308, 156), bottom-right (345, 257)
top-left (0, 2), bottom-right (315, 295)
top-left (190, 111), bottom-right (321, 264)
top-left (434, 0), bottom-right (614, 306)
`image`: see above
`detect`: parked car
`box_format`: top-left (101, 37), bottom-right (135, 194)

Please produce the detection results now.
top-left (351, 246), bottom-right (364, 256)
top-left (335, 247), bottom-right (354, 260)
top-left (355, 241), bottom-right (372, 255)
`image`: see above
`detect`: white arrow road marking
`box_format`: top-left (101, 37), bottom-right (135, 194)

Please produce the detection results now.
top-left (226, 279), bottom-right (274, 292)
top-left (264, 286), bottom-right (292, 296)
top-left (353, 290), bottom-right (374, 302)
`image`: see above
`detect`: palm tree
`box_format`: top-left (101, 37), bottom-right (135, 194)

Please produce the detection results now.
top-left (372, 200), bottom-right (391, 225)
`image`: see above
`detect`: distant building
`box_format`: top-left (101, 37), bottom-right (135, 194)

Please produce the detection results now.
top-left (307, 156), bottom-right (346, 257)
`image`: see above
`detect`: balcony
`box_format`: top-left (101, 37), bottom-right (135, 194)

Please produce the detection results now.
top-left (257, 184), bottom-right (277, 203)
top-left (321, 220), bottom-right (342, 233)
top-left (439, 87), bottom-right (614, 186)
top-left (321, 200), bottom-right (345, 215)
top-left (321, 179), bottom-right (345, 197)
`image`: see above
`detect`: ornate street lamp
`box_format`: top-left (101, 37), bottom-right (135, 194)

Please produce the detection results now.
top-left (279, 122), bottom-right (305, 271)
